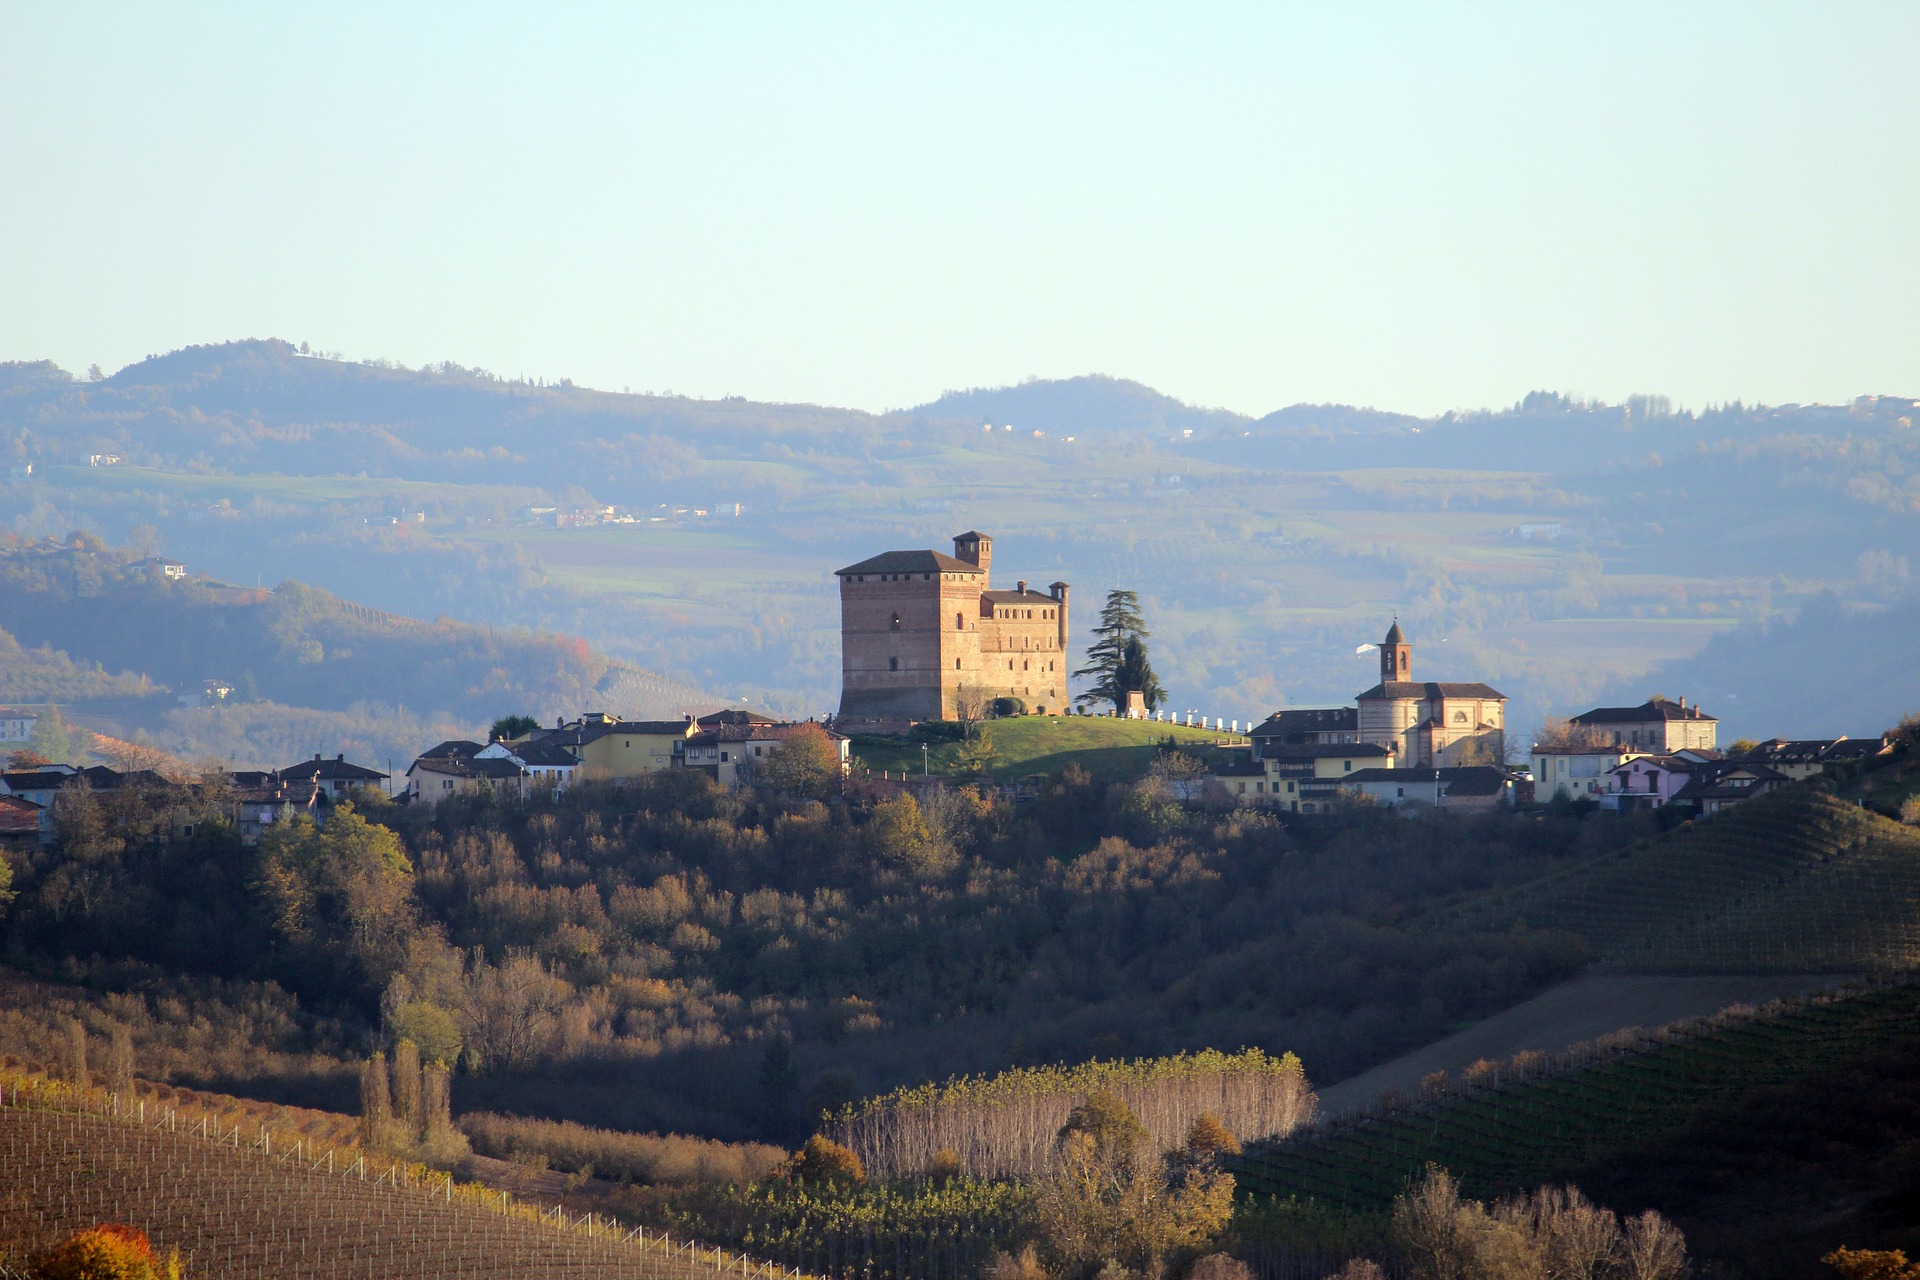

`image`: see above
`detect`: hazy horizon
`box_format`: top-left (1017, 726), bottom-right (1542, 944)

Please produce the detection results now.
top-left (5, 2), bottom-right (1917, 417)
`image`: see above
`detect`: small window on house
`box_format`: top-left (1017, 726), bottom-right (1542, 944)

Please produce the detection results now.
top-left (923, 573), bottom-right (931, 580)
top-left (889, 657), bottom-right (899, 671)
top-left (721, 751), bottom-right (729, 762)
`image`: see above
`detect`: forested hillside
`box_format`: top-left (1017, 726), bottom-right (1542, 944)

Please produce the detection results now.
top-left (3, 732), bottom-right (1914, 1280)
top-left (0, 533), bottom-right (720, 765)
top-left (4, 341), bottom-right (1916, 730)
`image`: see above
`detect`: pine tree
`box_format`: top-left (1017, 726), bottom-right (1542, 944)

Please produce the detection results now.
top-left (1074, 590), bottom-right (1163, 712)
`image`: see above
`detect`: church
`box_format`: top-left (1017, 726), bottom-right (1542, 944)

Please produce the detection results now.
top-left (834, 532), bottom-right (1069, 724)
top-left (1354, 621), bottom-right (1508, 766)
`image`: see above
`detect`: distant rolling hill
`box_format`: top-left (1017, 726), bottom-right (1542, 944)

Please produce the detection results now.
top-left (1596, 591), bottom-right (1920, 740)
top-left (911, 374), bottom-right (1253, 437)
top-left (4, 340), bottom-right (1917, 734)
top-left (0, 536), bottom-right (725, 767)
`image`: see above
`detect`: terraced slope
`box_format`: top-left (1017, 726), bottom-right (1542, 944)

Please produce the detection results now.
top-left (1231, 981), bottom-right (1920, 1211)
top-left (1428, 790), bottom-right (1920, 972)
top-left (0, 1101), bottom-right (788, 1280)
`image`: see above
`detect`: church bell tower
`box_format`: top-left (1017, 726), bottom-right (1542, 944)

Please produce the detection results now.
top-left (1380, 619), bottom-right (1412, 684)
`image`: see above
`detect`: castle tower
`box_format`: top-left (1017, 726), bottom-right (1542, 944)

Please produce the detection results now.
top-left (1380, 619), bottom-right (1412, 684)
top-left (952, 531), bottom-right (992, 582)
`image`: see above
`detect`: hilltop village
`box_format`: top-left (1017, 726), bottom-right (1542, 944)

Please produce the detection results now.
top-left (0, 528), bottom-right (1893, 843)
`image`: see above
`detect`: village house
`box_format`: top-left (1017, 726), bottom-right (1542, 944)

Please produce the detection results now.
top-left (1203, 741), bottom-right (1399, 811)
top-left (1532, 743), bottom-right (1646, 802)
top-left (1728, 736), bottom-right (1888, 780)
top-left (477, 738), bottom-right (581, 788)
top-left (1601, 754), bottom-right (1708, 811)
top-left (0, 708), bottom-right (38, 743)
top-left (678, 716), bottom-right (851, 786)
top-left (1250, 707), bottom-right (1361, 754)
top-left (226, 769), bottom-right (326, 843)
top-left (280, 754), bottom-right (390, 799)
top-left (1340, 765), bottom-right (1518, 812)
top-left (1204, 756), bottom-right (1276, 805)
top-left (0, 794), bottom-right (42, 851)
top-left (1570, 697), bottom-right (1718, 752)
top-left (835, 531), bottom-right (1069, 725)
top-left (132, 557), bottom-right (188, 580)
top-left (404, 752), bottom-right (529, 804)
top-left (0, 764), bottom-right (80, 809)
top-left (1673, 761), bottom-right (1791, 815)
top-left (528, 713), bottom-right (694, 779)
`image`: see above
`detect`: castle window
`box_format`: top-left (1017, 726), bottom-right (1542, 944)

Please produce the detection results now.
top-left (956, 613), bottom-right (964, 630)
top-left (955, 659), bottom-right (961, 669)
top-left (889, 657), bottom-right (899, 671)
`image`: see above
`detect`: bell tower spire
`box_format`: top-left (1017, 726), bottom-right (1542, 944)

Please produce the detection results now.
top-left (1380, 618), bottom-right (1412, 684)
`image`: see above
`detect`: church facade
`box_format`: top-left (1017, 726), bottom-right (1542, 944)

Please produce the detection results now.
top-left (835, 532), bottom-right (1069, 724)
top-left (1355, 621), bottom-right (1508, 767)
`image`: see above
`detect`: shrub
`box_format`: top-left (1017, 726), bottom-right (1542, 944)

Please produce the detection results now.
top-left (781, 1134), bottom-right (865, 1185)
top-left (32, 1224), bottom-right (184, 1280)
top-left (992, 697), bottom-right (1027, 718)
top-left (910, 720), bottom-right (967, 743)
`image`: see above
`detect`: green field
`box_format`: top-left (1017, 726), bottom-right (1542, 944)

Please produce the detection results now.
top-left (1230, 981), bottom-right (1920, 1210)
top-left (850, 716), bottom-right (1247, 782)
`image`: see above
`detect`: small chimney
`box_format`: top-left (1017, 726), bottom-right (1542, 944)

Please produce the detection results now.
top-left (1017, 580), bottom-right (1027, 594)
top-left (1679, 696), bottom-right (1686, 710)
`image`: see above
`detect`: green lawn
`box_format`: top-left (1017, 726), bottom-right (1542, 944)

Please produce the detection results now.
top-left (851, 715), bottom-right (1247, 782)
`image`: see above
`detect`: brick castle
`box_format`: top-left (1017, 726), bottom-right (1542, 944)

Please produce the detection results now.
top-left (835, 531), bottom-right (1068, 723)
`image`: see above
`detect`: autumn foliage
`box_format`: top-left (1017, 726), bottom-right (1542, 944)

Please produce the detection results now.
top-left (31, 1223), bottom-right (184, 1280)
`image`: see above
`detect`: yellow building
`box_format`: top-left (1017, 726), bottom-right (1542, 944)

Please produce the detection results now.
top-left (542, 713), bottom-right (695, 779)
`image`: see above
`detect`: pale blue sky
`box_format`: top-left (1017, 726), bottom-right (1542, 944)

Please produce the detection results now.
top-left (3, 2), bottom-right (1916, 415)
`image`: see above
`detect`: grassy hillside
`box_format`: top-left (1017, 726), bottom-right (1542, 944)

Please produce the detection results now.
top-left (850, 717), bottom-right (1246, 781)
top-left (1425, 788), bottom-right (1920, 972)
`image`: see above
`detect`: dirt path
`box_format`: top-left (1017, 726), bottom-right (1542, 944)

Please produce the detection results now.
top-left (1313, 973), bottom-right (1853, 1119)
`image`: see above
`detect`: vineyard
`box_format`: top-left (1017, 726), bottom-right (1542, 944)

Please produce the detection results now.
top-left (1229, 979), bottom-right (1920, 1211)
top-left (0, 1072), bottom-right (805, 1280)
top-left (826, 1049), bottom-right (1316, 1180)
top-left (1426, 790), bottom-right (1920, 972)
top-left (659, 1177), bottom-right (1036, 1280)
